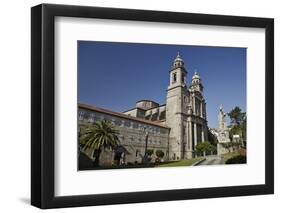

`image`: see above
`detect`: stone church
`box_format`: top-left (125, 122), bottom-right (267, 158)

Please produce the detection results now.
top-left (123, 53), bottom-right (208, 159)
top-left (79, 53), bottom-right (208, 165)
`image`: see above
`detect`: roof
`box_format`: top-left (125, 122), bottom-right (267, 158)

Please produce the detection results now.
top-left (145, 103), bottom-right (166, 111)
top-left (135, 99), bottom-right (159, 104)
top-left (123, 103), bottom-right (166, 113)
top-left (122, 107), bottom-right (139, 113)
top-left (79, 103), bottom-right (170, 129)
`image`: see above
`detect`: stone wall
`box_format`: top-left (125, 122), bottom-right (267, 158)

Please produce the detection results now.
top-left (79, 107), bottom-right (170, 165)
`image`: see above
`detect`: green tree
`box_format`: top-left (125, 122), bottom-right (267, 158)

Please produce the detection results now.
top-left (196, 141), bottom-right (216, 156)
top-left (227, 106), bottom-right (247, 143)
top-left (227, 106), bottom-right (245, 125)
top-left (80, 120), bottom-right (119, 166)
top-left (241, 114), bottom-right (247, 142)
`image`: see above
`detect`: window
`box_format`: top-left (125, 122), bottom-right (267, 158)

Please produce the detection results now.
top-left (133, 123), bottom-right (138, 129)
top-left (182, 73), bottom-right (185, 83)
top-left (83, 112), bottom-right (90, 120)
top-left (78, 111), bottom-right (85, 120)
top-left (124, 120), bottom-right (130, 127)
top-left (159, 111), bottom-right (166, 120)
top-left (173, 73), bottom-right (177, 83)
top-left (88, 113), bottom-right (95, 122)
top-left (114, 119), bottom-right (121, 126)
top-left (151, 113), bottom-right (158, 121)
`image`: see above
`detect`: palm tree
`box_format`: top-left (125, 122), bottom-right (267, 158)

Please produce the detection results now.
top-left (80, 120), bottom-right (119, 166)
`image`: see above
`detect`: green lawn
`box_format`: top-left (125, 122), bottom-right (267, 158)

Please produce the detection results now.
top-left (222, 149), bottom-right (247, 164)
top-left (222, 152), bottom-right (240, 163)
top-left (158, 158), bottom-right (204, 167)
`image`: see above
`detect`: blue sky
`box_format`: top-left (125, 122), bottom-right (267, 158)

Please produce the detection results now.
top-left (78, 41), bottom-right (246, 128)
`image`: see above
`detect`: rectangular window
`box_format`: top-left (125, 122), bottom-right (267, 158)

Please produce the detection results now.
top-left (78, 111), bottom-right (85, 120)
top-left (133, 123), bottom-right (138, 129)
top-left (124, 120), bottom-right (130, 127)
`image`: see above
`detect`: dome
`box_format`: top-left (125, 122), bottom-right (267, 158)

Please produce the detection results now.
top-left (192, 71), bottom-right (202, 86)
top-left (174, 52), bottom-right (183, 62)
top-left (192, 71), bottom-right (200, 80)
top-left (172, 52), bottom-right (184, 69)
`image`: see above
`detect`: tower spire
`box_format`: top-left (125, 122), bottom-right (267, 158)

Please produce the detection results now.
top-left (172, 52), bottom-right (184, 69)
top-left (191, 70), bottom-right (203, 92)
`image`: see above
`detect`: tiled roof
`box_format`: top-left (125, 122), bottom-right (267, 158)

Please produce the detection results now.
top-left (79, 103), bottom-right (170, 129)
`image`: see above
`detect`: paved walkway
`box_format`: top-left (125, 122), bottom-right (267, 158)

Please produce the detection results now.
top-left (195, 155), bottom-right (224, 166)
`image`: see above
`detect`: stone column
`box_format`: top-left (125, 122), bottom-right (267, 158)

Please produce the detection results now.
top-left (186, 122), bottom-right (190, 150)
top-left (201, 128), bottom-right (205, 142)
top-left (203, 102), bottom-right (207, 118)
top-left (193, 96), bottom-right (196, 115)
top-left (189, 122), bottom-right (193, 151)
top-left (200, 102), bottom-right (203, 117)
top-left (194, 123), bottom-right (197, 147)
top-left (157, 110), bottom-right (161, 120)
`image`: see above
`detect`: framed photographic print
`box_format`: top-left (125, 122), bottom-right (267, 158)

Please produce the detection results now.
top-left (31, 4), bottom-right (274, 209)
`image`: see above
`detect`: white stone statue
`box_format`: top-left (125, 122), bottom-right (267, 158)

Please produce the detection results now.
top-left (217, 105), bottom-right (230, 143)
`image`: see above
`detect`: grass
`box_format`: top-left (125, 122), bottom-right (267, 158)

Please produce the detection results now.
top-left (79, 150), bottom-right (206, 170)
top-left (158, 158), bottom-right (204, 167)
top-left (222, 151), bottom-right (242, 163)
top-left (222, 152), bottom-right (239, 162)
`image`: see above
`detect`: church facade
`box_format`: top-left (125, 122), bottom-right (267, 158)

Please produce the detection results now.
top-left (123, 53), bottom-right (208, 159)
top-left (78, 53), bottom-right (208, 165)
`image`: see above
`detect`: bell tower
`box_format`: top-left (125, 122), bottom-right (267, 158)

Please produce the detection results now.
top-left (191, 71), bottom-right (203, 93)
top-left (168, 52), bottom-right (187, 90)
top-left (166, 52), bottom-right (189, 160)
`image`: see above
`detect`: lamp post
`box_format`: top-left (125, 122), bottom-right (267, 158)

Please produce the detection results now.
top-left (142, 127), bottom-right (149, 164)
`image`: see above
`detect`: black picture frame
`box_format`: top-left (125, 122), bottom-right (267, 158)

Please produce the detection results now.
top-left (31, 3), bottom-right (274, 209)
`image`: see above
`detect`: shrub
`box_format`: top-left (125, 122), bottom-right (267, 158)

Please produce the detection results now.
top-left (225, 155), bottom-right (246, 164)
top-left (156, 150), bottom-right (165, 158)
top-left (146, 149), bottom-right (154, 156)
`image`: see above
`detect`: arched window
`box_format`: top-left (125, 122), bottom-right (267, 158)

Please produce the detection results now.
top-left (173, 73), bottom-right (177, 83)
top-left (181, 73), bottom-right (185, 83)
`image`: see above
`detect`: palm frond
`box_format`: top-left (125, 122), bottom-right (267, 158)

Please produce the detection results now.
top-left (79, 120), bottom-right (120, 150)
